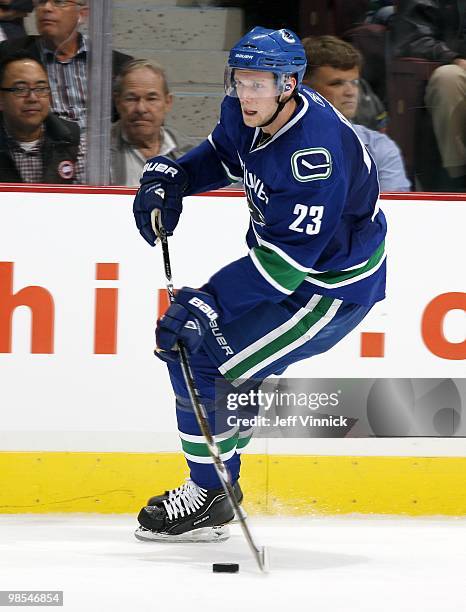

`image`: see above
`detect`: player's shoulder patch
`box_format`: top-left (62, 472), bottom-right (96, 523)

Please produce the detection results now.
top-left (291, 147), bottom-right (332, 182)
top-left (301, 86), bottom-right (327, 108)
top-left (308, 91), bottom-right (326, 107)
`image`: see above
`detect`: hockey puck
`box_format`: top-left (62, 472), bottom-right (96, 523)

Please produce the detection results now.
top-left (212, 563), bottom-right (239, 573)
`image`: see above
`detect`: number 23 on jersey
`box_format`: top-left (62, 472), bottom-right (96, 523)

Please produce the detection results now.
top-left (289, 204), bottom-right (324, 235)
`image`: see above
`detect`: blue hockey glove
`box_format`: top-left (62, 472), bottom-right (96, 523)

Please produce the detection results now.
top-left (155, 288), bottom-right (219, 363)
top-left (133, 156), bottom-right (188, 246)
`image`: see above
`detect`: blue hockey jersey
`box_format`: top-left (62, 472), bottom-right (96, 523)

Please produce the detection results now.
top-left (177, 86), bottom-right (387, 323)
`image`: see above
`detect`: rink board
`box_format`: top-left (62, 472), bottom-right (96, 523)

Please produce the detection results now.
top-left (0, 186), bottom-right (465, 515)
top-left (1, 451), bottom-right (466, 515)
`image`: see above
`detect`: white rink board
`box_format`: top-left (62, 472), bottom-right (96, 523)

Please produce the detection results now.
top-left (0, 191), bottom-right (465, 452)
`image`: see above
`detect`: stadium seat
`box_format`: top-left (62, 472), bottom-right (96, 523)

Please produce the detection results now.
top-left (333, 0), bottom-right (369, 35)
top-left (299, 0), bottom-right (335, 37)
top-left (386, 57), bottom-right (441, 188)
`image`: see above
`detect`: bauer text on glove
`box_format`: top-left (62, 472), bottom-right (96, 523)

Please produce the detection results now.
top-left (155, 288), bottom-right (219, 363)
top-left (133, 156), bottom-right (188, 245)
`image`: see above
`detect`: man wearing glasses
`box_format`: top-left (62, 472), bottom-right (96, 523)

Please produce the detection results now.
top-left (0, 0), bottom-right (131, 129)
top-left (0, 51), bottom-right (85, 182)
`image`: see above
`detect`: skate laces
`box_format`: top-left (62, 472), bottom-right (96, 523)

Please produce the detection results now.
top-left (163, 480), bottom-right (208, 521)
top-left (167, 478), bottom-right (193, 499)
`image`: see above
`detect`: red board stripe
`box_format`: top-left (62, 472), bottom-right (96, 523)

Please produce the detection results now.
top-left (0, 182), bottom-right (464, 201)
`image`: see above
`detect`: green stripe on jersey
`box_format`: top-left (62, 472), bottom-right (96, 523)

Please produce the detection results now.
top-left (252, 246), bottom-right (308, 292)
top-left (223, 296), bottom-right (335, 381)
top-left (236, 433), bottom-right (253, 450)
top-left (307, 241), bottom-right (385, 286)
top-left (181, 432), bottom-right (238, 458)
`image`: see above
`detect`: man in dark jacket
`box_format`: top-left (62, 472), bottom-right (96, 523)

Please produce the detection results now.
top-left (392, 0), bottom-right (466, 188)
top-left (0, 0), bottom-right (131, 129)
top-left (0, 51), bottom-right (84, 183)
top-left (0, 1), bottom-right (33, 42)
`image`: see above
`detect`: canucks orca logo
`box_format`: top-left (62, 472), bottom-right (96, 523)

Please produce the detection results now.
top-left (281, 30), bottom-right (296, 43)
top-left (291, 148), bottom-right (332, 182)
top-left (246, 193), bottom-right (266, 226)
top-left (310, 92), bottom-right (325, 107)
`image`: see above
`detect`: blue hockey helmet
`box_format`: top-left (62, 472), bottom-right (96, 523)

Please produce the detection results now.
top-left (225, 26), bottom-right (307, 97)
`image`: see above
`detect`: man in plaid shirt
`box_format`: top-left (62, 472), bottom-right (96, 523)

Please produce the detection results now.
top-left (0, 0), bottom-right (132, 130)
top-left (0, 50), bottom-right (85, 183)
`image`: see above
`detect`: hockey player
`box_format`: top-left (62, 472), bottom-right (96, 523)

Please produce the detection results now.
top-left (132, 27), bottom-right (387, 542)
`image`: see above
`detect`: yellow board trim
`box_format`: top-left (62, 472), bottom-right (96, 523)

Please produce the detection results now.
top-left (1, 452), bottom-right (465, 515)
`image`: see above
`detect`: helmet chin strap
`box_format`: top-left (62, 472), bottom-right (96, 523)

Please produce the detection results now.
top-left (258, 89), bottom-right (298, 129)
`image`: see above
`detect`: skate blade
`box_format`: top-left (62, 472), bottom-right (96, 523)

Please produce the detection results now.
top-left (134, 524), bottom-right (230, 543)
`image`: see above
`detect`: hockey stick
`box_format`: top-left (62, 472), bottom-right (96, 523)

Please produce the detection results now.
top-left (151, 211), bottom-right (268, 573)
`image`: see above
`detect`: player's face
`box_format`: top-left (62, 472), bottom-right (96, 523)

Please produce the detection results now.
top-left (115, 67), bottom-right (173, 145)
top-left (234, 70), bottom-right (281, 128)
top-left (306, 65), bottom-right (360, 119)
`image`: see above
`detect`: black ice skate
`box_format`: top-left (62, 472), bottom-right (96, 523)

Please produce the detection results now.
top-left (147, 478), bottom-right (243, 506)
top-left (135, 480), bottom-right (235, 543)
top-left (145, 478), bottom-right (246, 525)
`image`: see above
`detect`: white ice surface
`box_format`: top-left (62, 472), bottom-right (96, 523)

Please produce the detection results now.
top-left (0, 515), bottom-right (465, 611)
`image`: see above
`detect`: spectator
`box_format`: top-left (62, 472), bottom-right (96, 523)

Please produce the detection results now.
top-left (0, 1), bottom-right (33, 42)
top-left (303, 35), bottom-right (411, 191)
top-left (0, 0), bottom-right (132, 129)
top-left (111, 59), bottom-right (195, 187)
top-left (366, 1), bottom-right (395, 26)
top-left (0, 51), bottom-right (85, 183)
top-left (392, 0), bottom-right (466, 190)
top-left (354, 76), bottom-right (387, 131)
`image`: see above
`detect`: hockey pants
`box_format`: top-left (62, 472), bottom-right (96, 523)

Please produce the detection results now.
top-left (166, 293), bottom-right (372, 489)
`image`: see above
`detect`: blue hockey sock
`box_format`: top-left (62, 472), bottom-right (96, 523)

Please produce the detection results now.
top-left (176, 397), bottom-right (241, 490)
